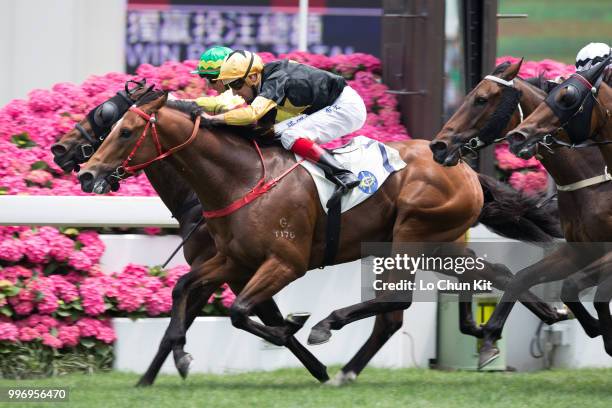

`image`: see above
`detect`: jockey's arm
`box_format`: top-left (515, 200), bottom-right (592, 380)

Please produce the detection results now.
top-left (203, 96), bottom-right (277, 126)
top-left (191, 89), bottom-right (245, 114)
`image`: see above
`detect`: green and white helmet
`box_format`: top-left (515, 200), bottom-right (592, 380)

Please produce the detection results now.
top-left (191, 46), bottom-right (233, 77)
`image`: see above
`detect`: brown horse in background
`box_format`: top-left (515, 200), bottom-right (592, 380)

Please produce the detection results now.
top-left (502, 58), bottom-right (612, 359)
top-left (431, 59), bottom-right (612, 367)
top-left (76, 90), bottom-right (564, 383)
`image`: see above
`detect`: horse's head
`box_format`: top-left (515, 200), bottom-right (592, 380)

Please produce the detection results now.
top-left (78, 90), bottom-right (170, 194)
top-left (51, 79), bottom-right (150, 172)
top-left (430, 59), bottom-right (524, 166)
top-left (507, 56), bottom-right (611, 159)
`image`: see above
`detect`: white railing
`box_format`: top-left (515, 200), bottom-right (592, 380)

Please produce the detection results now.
top-left (0, 195), bottom-right (178, 228)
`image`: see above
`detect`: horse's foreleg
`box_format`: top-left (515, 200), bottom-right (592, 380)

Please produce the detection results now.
top-left (560, 255), bottom-right (610, 338)
top-left (228, 257), bottom-right (305, 346)
top-left (136, 277), bottom-right (209, 387)
top-left (473, 259), bottom-right (567, 325)
top-left (478, 246), bottom-right (588, 369)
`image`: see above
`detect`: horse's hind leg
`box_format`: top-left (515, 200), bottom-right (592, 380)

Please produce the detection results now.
top-left (329, 310), bottom-right (404, 386)
top-left (594, 272), bottom-right (612, 356)
top-left (308, 239), bottom-right (418, 345)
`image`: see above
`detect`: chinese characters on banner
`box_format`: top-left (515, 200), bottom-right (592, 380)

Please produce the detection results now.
top-left (125, 3), bottom-right (381, 73)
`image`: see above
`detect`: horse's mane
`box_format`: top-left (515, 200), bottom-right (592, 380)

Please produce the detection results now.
top-left (135, 89), bottom-right (167, 106)
top-left (165, 99), bottom-right (274, 141)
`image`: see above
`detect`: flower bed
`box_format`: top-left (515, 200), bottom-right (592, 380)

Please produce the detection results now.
top-left (0, 227), bottom-right (234, 378)
top-left (0, 52), bottom-right (407, 197)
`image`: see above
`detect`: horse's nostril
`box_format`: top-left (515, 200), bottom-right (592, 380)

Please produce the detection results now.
top-left (78, 171), bottom-right (94, 183)
top-left (51, 143), bottom-right (68, 156)
top-left (430, 141), bottom-right (448, 154)
top-left (508, 132), bottom-right (527, 145)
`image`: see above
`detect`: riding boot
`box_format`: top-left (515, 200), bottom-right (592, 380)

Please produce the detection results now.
top-left (290, 137), bottom-right (360, 192)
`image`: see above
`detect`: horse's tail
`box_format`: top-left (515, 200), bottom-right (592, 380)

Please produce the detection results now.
top-left (476, 173), bottom-right (563, 243)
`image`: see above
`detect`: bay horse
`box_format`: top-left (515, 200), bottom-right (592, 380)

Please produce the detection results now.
top-left (76, 90), bottom-right (565, 383)
top-left (502, 57), bottom-right (612, 358)
top-left (431, 59), bottom-right (612, 367)
top-left (54, 84), bottom-right (565, 386)
top-left (50, 86), bottom-right (329, 386)
top-left (507, 57), bottom-right (612, 171)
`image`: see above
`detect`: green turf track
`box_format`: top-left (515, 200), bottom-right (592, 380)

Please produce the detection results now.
top-left (498, 0), bottom-right (612, 63)
top-left (1, 367), bottom-right (612, 408)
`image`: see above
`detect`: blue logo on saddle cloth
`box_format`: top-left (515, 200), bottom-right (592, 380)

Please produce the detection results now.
top-left (358, 171), bottom-right (378, 194)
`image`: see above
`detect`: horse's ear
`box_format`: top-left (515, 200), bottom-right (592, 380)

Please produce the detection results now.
top-left (500, 58), bottom-right (523, 81)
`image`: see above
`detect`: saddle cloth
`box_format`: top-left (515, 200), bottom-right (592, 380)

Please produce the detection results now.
top-left (296, 136), bottom-right (407, 214)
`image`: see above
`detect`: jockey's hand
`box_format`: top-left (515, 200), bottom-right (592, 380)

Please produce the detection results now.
top-left (199, 112), bottom-right (224, 127)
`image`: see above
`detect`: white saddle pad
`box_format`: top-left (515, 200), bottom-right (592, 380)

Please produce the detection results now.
top-left (296, 136), bottom-right (407, 214)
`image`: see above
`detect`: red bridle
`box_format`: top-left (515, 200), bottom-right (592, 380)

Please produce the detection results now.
top-left (118, 105), bottom-right (201, 174)
top-left (116, 105), bottom-right (303, 220)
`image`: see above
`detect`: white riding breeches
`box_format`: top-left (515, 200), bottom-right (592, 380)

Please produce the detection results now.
top-left (274, 86), bottom-right (367, 149)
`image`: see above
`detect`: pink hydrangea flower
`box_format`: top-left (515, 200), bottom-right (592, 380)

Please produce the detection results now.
top-left (41, 332), bottom-right (63, 348)
top-left (68, 250), bottom-right (94, 271)
top-left (0, 322), bottom-right (18, 342)
top-left (0, 238), bottom-right (24, 262)
top-left (57, 323), bottom-right (80, 347)
top-left (220, 285), bottom-right (236, 309)
top-left (79, 277), bottom-right (107, 316)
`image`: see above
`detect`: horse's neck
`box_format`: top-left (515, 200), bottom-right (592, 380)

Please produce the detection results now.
top-left (143, 161), bottom-right (199, 223)
top-left (516, 78), bottom-right (546, 114)
top-left (516, 79), bottom-right (606, 185)
top-left (596, 84), bottom-right (612, 169)
top-left (159, 109), bottom-right (270, 213)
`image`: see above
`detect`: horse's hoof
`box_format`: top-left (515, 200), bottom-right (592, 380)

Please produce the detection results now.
top-left (135, 377), bottom-right (153, 387)
top-left (478, 346), bottom-right (500, 370)
top-left (308, 327), bottom-right (332, 345)
top-left (176, 353), bottom-right (193, 379)
top-left (325, 370), bottom-right (357, 387)
top-left (286, 312), bottom-right (311, 327)
top-left (557, 306), bottom-right (572, 321)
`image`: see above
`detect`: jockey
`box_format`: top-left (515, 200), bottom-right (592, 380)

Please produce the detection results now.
top-left (575, 42), bottom-right (610, 72)
top-left (200, 50), bottom-right (367, 193)
top-left (187, 46), bottom-right (244, 114)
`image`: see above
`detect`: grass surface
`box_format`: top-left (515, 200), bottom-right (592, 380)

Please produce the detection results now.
top-left (1, 367), bottom-right (612, 408)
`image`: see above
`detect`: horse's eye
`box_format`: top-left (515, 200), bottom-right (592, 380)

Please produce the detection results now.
top-left (120, 128), bottom-right (132, 139)
top-left (558, 85), bottom-right (579, 107)
top-left (474, 96), bottom-right (488, 106)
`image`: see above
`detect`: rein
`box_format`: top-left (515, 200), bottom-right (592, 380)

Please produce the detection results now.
top-left (202, 141), bottom-right (303, 218)
top-left (113, 105), bottom-right (304, 219)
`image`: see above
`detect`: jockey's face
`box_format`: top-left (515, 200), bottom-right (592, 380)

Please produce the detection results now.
top-left (230, 74), bottom-right (259, 103)
top-left (208, 78), bottom-right (227, 94)
top-left (200, 74), bottom-right (226, 94)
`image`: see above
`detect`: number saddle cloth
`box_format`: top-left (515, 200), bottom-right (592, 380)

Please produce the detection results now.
top-left (296, 135), bottom-right (407, 214)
